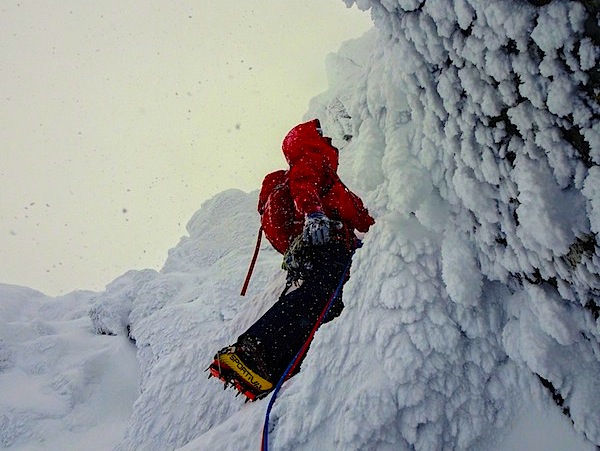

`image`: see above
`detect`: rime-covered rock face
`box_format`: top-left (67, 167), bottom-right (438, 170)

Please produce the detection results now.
top-left (320, 0), bottom-right (600, 448)
top-left (349, 0), bottom-right (600, 307)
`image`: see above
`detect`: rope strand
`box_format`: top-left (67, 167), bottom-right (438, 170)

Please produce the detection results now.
top-left (241, 227), bottom-right (263, 296)
top-left (261, 245), bottom-right (356, 451)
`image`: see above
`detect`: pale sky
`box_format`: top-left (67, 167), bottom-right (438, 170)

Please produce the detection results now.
top-left (0, 1), bottom-right (372, 296)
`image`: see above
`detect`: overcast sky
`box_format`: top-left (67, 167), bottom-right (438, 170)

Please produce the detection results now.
top-left (0, 1), bottom-right (372, 296)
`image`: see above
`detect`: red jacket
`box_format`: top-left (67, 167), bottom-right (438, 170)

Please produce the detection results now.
top-left (259, 119), bottom-right (375, 254)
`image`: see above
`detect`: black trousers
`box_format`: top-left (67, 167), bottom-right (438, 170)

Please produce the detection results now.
top-left (239, 240), bottom-right (353, 380)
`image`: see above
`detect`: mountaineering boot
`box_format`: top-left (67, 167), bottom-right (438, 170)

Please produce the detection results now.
top-left (207, 337), bottom-right (273, 401)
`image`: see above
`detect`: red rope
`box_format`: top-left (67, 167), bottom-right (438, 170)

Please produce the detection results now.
top-left (240, 227), bottom-right (263, 296)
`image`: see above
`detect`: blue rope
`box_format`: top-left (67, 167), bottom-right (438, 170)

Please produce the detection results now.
top-left (261, 249), bottom-right (355, 451)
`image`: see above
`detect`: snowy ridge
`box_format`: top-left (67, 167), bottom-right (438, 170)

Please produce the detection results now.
top-left (0, 286), bottom-right (138, 450)
top-left (91, 189), bottom-right (286, 450)
top-left (2, 1), bottom-right (600, 450)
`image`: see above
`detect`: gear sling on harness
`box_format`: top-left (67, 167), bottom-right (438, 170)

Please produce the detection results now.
top-left (240, 227), bottom-right (263, 296)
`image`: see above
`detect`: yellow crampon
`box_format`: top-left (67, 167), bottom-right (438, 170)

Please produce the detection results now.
top-left (218, 352), bottom-right (273, 393)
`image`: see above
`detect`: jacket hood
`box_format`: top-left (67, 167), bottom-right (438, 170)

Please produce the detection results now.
top-left (282, 119), bottom-right (339, 172)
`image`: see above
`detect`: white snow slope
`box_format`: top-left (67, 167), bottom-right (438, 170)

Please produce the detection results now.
top-left (2, 1), bottom-right (600, 450)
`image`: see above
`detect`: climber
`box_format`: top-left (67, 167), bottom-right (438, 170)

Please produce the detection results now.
top-left (208, 119), bottom-right (375, 400)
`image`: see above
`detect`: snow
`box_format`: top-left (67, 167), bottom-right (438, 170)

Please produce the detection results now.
top-left (2, 0), bottom-right (600, 450)
top-left (583, 166), bottom-right (600, 235)
top-left (0, 287), bottom-right (138, 450)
